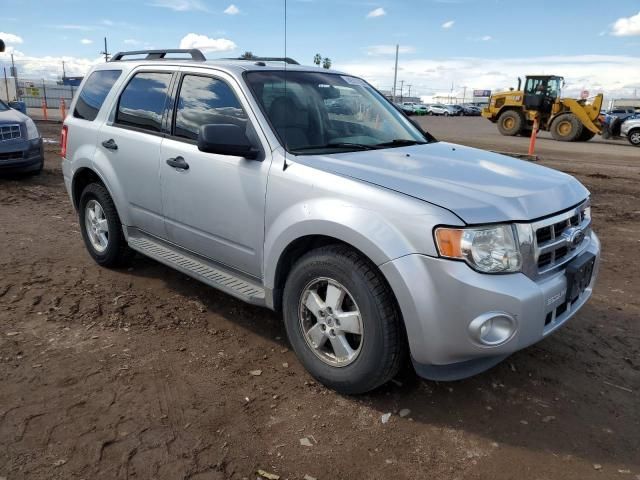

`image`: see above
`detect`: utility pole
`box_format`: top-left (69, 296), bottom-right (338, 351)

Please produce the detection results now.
top-left (392, 44), bottom-right (399, 103)
top-left (10, 53), bottom-right (18, 101)
top-left (62, 60), bottom-right (66, 79)
top-left (462, 86), bottom-right (467, 104)
top-left (3, 67), bottom-right (9, 102)
top-left (407, 84), bottom-right (412, 99)
top-left (399, 80), bottom-right (404, 102)
top-left (449, 81), bottom-right (454, 104)
top-left (100, 37), bottom-right (111, 62)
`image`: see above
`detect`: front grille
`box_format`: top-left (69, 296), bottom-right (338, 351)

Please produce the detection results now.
top-left (0, 124), bottom-right (22, 142)
top-left (0, 151), bottom-right (23, 161)
top-left (532, 202), bottom-right (591, 275)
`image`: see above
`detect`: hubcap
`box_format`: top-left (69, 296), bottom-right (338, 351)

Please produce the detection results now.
top-left (503, 117), bottom-right (515, 129)
top-left (298, 278), bottom-right (364, 367)
top-left (630, 132), bottom-right (640, 145)
top-left (84, 199), bottom-right (109, 253)
top-left (557, 120), bottom-right (572, 136)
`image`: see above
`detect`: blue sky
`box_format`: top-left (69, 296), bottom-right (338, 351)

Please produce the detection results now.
top-left (1, 0), bottom-right (639, 99)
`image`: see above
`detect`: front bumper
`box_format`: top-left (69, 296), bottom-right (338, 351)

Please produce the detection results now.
top-left (380, 231), bottom-right (600, 380)
top-left (0, 138), bottom-right (44, 173)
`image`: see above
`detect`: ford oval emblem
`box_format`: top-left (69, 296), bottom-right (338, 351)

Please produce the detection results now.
top-left (569, 229), bottom-right (585, 247)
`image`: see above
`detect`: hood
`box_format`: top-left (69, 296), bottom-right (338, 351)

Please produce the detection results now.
top-left (293, 142), bottom-right (589, 224)
top-left (0, 108), bottom-right (28, 124)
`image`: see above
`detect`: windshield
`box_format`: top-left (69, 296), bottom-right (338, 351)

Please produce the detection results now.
top-left (245, 71), bottom-right (431, 154)
top-left (0, 99), bottom-right (8, 111)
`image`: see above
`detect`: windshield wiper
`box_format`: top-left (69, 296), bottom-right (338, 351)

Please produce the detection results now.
top-left (374, 139), bottom-right (429, 148)
top-left (291, 142), bottom-right (379, 152)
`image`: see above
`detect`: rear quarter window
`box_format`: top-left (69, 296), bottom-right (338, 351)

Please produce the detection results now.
top-left (73, 70), bottom-right (122, 121)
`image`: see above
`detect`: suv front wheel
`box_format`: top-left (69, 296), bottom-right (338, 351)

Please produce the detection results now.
top-left (79, 183), bottom-right (133, 267)
top-left (283, 245), bottom-right (405, 394)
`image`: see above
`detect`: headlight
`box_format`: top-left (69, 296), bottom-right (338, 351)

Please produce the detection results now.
top-left (25, 118), bottom-right (40, 140)
top-left (435, 224), bottom-right (522, 273)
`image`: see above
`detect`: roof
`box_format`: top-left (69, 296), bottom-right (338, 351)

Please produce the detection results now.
top-left (98, 49), bottom-right (345, 76)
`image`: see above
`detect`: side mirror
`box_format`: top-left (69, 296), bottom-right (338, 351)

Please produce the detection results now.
top-left (197, 124), bottom-right (259, 160)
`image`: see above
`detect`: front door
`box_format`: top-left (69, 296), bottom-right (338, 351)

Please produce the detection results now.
top-left (159, 71), bottom-right (271, 278)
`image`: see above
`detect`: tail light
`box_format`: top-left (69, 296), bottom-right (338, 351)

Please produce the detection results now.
top-left (60, 125), bottom-right (68, 158)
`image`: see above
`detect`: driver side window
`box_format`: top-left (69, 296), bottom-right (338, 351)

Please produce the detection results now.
top-left (174, 75), bottom-right (248, 141)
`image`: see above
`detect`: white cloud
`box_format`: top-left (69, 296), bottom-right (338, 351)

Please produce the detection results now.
top-left (0, 32), bottom-right (23, 44)
top-left (338, 54), bottom-right (640, 100)
top-left (148, 0), bottom-right (209, 12)
top-left (366, 7), bottom-right (386, 18)
top-left (0, 50), bottom-right (102, 78)
top-left (441, 20), bottom-right (455, 29)
top-left (224, 4), bottom-right (240, 15)
top-left (56, 24), bottom-right (94, 31)
top-left (480, 35), bottom-right (492, 41)
top-left (179, 33), bottom-right (237, 53)
top-left (80, 39), bottom-right (93, 45)
top-left (366, 45), bottom-right (415, 56)
top-left (611, 11), bottom-right (640, 36)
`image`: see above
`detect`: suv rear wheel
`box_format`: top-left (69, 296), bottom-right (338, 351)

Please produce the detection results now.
top-left (79, 183), bottom-right (133, 267)
top-left (283, 245), bottom-right (404, 394)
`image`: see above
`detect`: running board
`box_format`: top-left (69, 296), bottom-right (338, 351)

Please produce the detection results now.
top-left (127, 231), bottom-right (266, 306)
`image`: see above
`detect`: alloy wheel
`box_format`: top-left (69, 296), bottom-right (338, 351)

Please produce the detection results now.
top-left (298, 277), bottom-right (364, 367)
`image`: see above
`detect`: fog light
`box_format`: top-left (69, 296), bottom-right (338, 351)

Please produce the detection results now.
top-left (468, 312), bottom-right (516, 346)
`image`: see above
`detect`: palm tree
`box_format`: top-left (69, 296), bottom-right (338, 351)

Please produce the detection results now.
top-left (240, 51), bottom-right (256, 59)
top-left (313, 53), bottom-right (322, 66)
top-left (322, 57), bottom-right (332, 69)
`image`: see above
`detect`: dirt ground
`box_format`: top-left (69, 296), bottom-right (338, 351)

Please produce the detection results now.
top-left (0, 119), bottom-right (638, 480)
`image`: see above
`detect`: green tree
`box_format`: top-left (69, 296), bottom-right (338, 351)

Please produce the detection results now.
top-left (240, 51), bottom-right (256, 59)
top-left (322, 57), bottom-right (332, 69)
top-left (313, 53), bottom-right (322, 66)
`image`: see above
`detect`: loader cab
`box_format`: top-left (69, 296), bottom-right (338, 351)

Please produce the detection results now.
top-left (523, 75), bottom-right (563, 113)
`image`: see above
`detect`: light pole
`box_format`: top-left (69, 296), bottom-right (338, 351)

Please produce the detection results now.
top-left (392, 44), bottom-right (399, 103)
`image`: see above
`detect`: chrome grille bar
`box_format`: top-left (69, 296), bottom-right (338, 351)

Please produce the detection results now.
top-left (0, 124), bottom-right (22, 142)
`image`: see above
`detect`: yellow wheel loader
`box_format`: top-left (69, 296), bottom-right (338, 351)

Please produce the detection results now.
top-left (482, 75), bottom-right (604, 142)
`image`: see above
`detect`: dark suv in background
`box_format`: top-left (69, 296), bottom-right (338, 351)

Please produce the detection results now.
top-left (0, 99), bottom-right (44, 175)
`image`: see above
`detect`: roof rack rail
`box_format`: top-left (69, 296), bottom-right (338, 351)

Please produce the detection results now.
top-left (110, 49), bottom-right (206, 62)
top-left (222, 56), bottom-right (300, 65)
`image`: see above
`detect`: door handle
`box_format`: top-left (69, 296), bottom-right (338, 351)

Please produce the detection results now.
top-left (101, 138), bottom-right (118, 150)
top-left (166, 156), bottom-right (189, 170)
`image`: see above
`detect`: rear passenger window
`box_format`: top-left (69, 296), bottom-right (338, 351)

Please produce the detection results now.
top-left (174, 75), bottom-right (247, 140)
top-left (73, 70), bottom-right (122, 121)
top-left (116, 72), bottom-right (172, 132)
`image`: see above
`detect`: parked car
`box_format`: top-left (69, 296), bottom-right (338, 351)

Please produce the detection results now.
top-left (62, 49), bottom-right (600, 394)
top-left (621, 116), bottom-right (640, 147)
top-left (463, 105), bottom-right (482, 116)
top-left (412, 104), bottom-right (429, 116)
top-left (399, 101), bottom-right (417, 115)
top-left (450, 105), bottom-right (465, 116)
top-left (427, 104), bottom-right (456, 116)
top-left (0, 99), bottom-right (44, 175)
top-left (606, 107), bottom-right (638, 122)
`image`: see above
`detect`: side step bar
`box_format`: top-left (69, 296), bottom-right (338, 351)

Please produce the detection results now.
top-left (126, 230), bottom-right (266, 306)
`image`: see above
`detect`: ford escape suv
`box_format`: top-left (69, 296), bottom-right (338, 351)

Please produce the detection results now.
top-left (62, 49), bottom-right (600, 394)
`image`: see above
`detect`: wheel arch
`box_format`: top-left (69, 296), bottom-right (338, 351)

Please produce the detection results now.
top-left (71, 165), bottom-right (130, 225)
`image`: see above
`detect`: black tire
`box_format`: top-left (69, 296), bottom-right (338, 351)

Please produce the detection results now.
top-left (627, 128), bottom-right (640, 147)
top-left (550, 113), bottom-right (583, 142)
top-left (497, 110), bottom-right (524, 136)
top-left (443, 111), bottom-right (450, 117)
top-left (79, 183), bottom-right (133, 267)
top-left (282, 245), bottom-right (405, 394)
top-left (577, 128), bottom-right (596, 142)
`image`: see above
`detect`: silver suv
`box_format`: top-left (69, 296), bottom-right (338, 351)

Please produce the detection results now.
top-left (62, 49), bottom-right (600, 393)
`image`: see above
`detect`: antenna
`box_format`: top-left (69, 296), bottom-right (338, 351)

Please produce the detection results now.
top-left (100, 37), bottom-right (111, 62)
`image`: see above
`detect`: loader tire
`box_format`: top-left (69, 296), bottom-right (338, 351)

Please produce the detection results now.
top-left (550, 113), bottom-right (583, 142)
top-left (577, 129), bottom-right (596, 142)
top-left (497, 110), bottom-right (524, 136)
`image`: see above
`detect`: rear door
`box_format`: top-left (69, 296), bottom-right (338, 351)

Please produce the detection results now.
top-left (159, 69), bottom-right (272, 277)
top-left (97, 68), bottom-right (175, 238)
